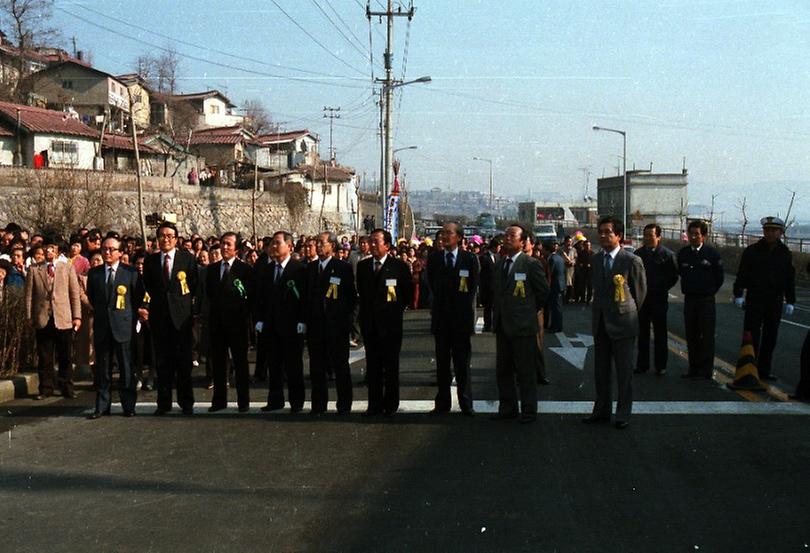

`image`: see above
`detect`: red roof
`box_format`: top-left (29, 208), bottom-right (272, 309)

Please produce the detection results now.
top-left (189, 126), bottom-right (255, 146)
top-left (0, 102), bottom-right (98, 138)
top-left (256, 129), bottom-right (315, 145)
top-left (102, 133), bottom-right (159, 154)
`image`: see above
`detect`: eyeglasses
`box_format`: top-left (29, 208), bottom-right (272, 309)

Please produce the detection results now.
top-left (101, 247), bottom-right (118, 253)
top-left (157, 234), bottom-right (177, 240)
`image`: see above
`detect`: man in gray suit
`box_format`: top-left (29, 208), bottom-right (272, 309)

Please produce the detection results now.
top-left (492, 224), bottom-right (550, 423)
top-left (584, 216), bottom-right (647, 429)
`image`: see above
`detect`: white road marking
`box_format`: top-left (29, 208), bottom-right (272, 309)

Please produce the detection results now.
top-left (550, 333), bottom-right (592, 370)
top-left (349, 347), bottom-right (366, 365)
top-left (783, 319), bottom-right (810, 330)
top-left (475, 316), bottom-right (484, 334)
top-left (92, 400), bottom-right (810, 416)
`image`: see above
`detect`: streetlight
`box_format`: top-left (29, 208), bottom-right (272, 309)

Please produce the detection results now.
top-left (377, 76), bottom-right (431, 225)
top-left (472, 157), bottom-right (494, 211)
top-left (394, 145), bottom-right (418, 155)
top-left (593, 125), bottom-right (628, 235)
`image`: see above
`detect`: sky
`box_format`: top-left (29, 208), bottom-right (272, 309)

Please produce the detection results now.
top-left (50, 0), bottom-right (810, 223)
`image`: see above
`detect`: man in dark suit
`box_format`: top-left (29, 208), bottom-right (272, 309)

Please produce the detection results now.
top-left (256, 231), bottom-right (308, 413)
top-left (86, 237), bottom-right (141, 418)
top-left (545, 242), bottom-right (566, 333)
top-left (206, 232), bottom-right (254, 412)
top-left (478, 236), bottom-right (501, 332)
top-left (426, 222), bottom-right (479, 415)
top-left (356, 228), bottom-right (413, 417)
top-left (491, 224), bottom-right (549, 424)
top-left (305, 232), bottom-right (357, 415)
top-left (252, 237), bottom-right (274, 382)
top-left (634, 223), bottom-right (679, 375)
top-left (139, 222), bottom-right (199, 416)
top-left (584, 216), bottom-right (647, 429)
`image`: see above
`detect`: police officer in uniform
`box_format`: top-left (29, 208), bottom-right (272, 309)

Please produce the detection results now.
top-left (732, 216), bottom-right (795, 381)
top-left (634, 223), bottom-right (678, 375)
top-left (677, 220), bottom-right (724, 379)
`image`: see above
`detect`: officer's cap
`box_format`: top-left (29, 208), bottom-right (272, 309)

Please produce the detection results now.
top-left (760, 216), bottom-right (785, 230)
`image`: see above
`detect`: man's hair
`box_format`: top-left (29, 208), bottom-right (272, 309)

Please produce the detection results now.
top-left (220, 231), bottom-right (238, 243)
top-left (358, 235), bottom-right (370, 245)
top-left (371, 228), bottom-right (392, 247)
top-left (489, 236), bottom-right (503, 250)
top-left (444, 222), bottom-right (465, 239)
top-left (102, 236), bottom-right (121, 251)
top-left (320, 231), bottom-right (339, 250)
top-left (273, 231), bottom-right (293, 245)
top-left (507, 223), bottom-right (528, 242)
top-left (644, 223), bottom-right (662, 237)
top-left (157, 222), bottom-right (178, 237)
top-left (687, 219), bottom-right (708, 236)
top-left (598, 216), bottom-right (624, 239)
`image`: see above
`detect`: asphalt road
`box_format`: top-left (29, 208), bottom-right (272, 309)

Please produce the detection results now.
top-left (1, 305), bottom-right (809, 553)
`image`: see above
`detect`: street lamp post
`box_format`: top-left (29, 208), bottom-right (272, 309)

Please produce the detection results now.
top-left (472, 157), bottom-right (493, 210)
top-left (593, 126), bottom-right (627, 235)
top-left (378, 76), bottom-right (431, 222)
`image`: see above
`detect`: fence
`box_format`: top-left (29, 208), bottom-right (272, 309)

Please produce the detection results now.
top-left (658, 227), bottom-right (810, 254)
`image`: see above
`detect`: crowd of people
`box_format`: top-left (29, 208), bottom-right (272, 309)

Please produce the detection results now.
top-left (0, 213), bottom-right (807, 424)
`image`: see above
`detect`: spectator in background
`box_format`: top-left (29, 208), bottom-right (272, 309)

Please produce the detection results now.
top-left (574, 239), bottom-right (594, 304)
top-left (478, 236), bottom-right (501, 333)
top-left (561, 236), bottom-right (577, 303)
top-left (7, 247), bottom-right (26, 287)
top-left (68, 235), bottom-right (90, 277)
top-left (545, 241), bottom-right (565, 334)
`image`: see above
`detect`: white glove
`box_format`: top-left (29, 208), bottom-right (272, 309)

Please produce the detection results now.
top-left (785, 304), bottom-right (795, 316)
top-left (296, 322), bottom-right (307, 334)
top-left (255, 321), bottom-right (264, 333)
top-left (734, 297), bottom-right (745, 309)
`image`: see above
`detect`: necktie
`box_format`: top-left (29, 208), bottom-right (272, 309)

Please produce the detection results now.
top-left (107, 267), bottom-right (115, 300)
top-left (221, 260), bottom-right (230, 281)
top-left (47, 263), bottom-right (54, 279)
top-left (163, 254), bottom-right (170, 285)
top-left (374, 260), bottom-right (382, 274)
top-left (446, 252), bottom-right (453, 269)
top-left (274, 264), bottom-right (282, 283)
top-left (318, 262), bottom-right (323, 276)
top-left (503, 258), bottom-right (512, 280)
top-left (605, 254), bottom-right (613, 272)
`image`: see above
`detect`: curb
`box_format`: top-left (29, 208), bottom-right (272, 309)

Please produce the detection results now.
top-left (0, 373), bottom-right (39, 403)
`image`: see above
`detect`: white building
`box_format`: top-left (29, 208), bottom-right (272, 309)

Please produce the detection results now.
top-left (597, 169), bottom-right (688, 233)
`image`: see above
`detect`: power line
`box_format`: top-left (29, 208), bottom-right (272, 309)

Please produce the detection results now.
top-left (309, 0), bottom-right (378, 68)
top-left (72, 3), bottom-right (352, 81)
top-left (268, 0), bottom-right (368, 77)
top-left (325, 1), bottom-right (374, 56)
top-left (56, 7), bottom-right (370, 91)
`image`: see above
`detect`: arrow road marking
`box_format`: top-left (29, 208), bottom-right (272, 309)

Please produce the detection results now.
top-left (549, 332), bottom-right (593, 371)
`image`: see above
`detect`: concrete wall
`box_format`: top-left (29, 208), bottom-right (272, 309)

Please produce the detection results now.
top-left (0, 136), bottom-right (15, 165)
top-left (0, 167), bottom-right (356, 238)
top-left (32, 134), bottom-right (96, 169)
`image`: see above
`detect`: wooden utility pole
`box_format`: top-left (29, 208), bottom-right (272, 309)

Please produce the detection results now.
top-left (127, 89), bottom-right (148, 248)
top-left (323, 106), bottom-right (340, 161)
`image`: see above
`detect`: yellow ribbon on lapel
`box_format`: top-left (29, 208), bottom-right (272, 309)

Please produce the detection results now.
top-left (386, 284), bottom-right (397, 302)
top-left (143, 292), bottom-right (151, 304)
top-left (326, 283), bottom-right (339, 299)
top-left (513, 280), bottom-right (526, 298)
top-left (613, 274), bottom-right (626, 302)
top-left (177, 271), bottom-right (190, 295)
top-left (116, 285), bottom-right (127, 310)
top-left (458, 276), bottom-right (468, 292)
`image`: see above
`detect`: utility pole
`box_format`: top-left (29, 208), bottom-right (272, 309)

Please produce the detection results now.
top-left (322, 106), bottom-right (340, 161)
top-left (367, 0), bottom-right (415, 225)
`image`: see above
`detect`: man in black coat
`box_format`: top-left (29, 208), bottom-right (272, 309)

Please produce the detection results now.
top-left (545, 243), bottom-right (566, 333)
top-left (305, 231), bottom-right (357, 415)
top-left (256, 231), bottom-right (308, 413)
top-left (478, 236), bottom-right (501, 332)
top-left (426, 222), bottom-right (479, 415)
top-left (139, 222), bottom-right (199, 415)
top-left (87, 237), bottom-right (141, 418)
top-left (677, 219), bottom-right (724, 379)
top-left (356, 229), bottom-right (413, 417)
top-left (206, 232), bottom-right (254, 412)
top-left (634, 223), bottom-right (679, 375)
top-left (252, 237), bottom-right (274, 382)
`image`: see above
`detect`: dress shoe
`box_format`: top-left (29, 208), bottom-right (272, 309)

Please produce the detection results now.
top-left (582, 415), bottom-right (610, 424)
top-left (289, 405), bottom-right (303, 414)
top-left (656, 369), bottom-right (667, 376)
top-left (238, 406), bottom-right (249, 413)
top-left (260, 404), bottom-right (284, 413)
top-left (490, 412), bottom-right (518, 421)
top-left (122, 411), bottom-right (135, 417)
top-left (633, 368), bottom-right (649, 375)
top-left (33, 394), bottom-right (49, 401)
top-left (538, 378), bottom-right (551, 385)
top-left (153, 408), bottom-right (168, 416)
top-left (361, 409), bottom-right (382, 417)
top-left (461, 408), bottom-right (476, 417)
top-left (208, 405), bottom-right (226, 413)
top-left (87, 411), bottom-right (104, 420)
top-left (63, 390), bottom-right (78, 399)
top-left (519, 414), bottom-right (537, 424)
top-left (614, 421), bottom-right (629, 429)
top-left (181, 408), bottom-right (194, 416)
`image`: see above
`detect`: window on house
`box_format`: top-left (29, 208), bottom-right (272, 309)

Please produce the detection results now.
top-left (133, 94), bottom-right (142, 103)
top-left (50, 140), bottom-right (79, 166)
top-left (210, 105), bottom-right (220, 114)
top-left (62, 80), bottom-right (73, 89)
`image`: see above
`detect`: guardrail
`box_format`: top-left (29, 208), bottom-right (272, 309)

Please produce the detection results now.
top-left (658, 227), bottom-right (810, 254)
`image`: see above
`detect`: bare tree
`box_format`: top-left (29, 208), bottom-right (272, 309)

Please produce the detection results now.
top-left (0, 0), bottom-right (59, 99)
top-left (134, 48), bottom-right (180, 94)
top-left (782, 189), bottom-right (798, 236)
top-left (242, 99), bottom-right (276, 135)
top-left (736, 196), bottom-right (749, 236)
